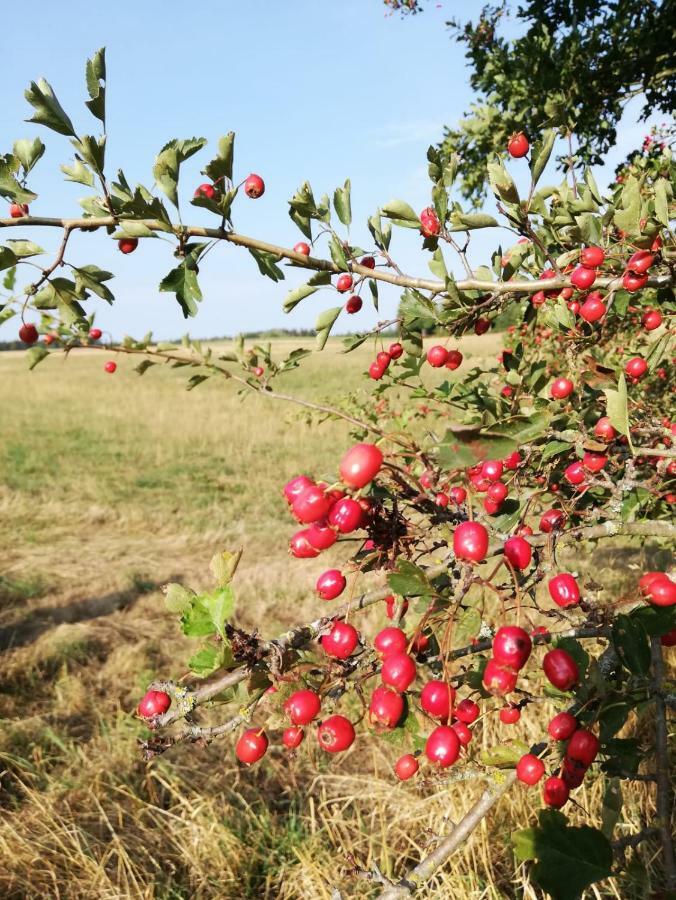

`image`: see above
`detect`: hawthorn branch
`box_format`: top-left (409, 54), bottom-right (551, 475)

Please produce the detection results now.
top-left (650, 637), bottom-right (676, 891)
top-left (1, 215), bottom-right (672, 296)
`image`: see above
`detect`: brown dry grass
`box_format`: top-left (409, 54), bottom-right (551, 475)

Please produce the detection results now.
top-left (0, 336), bottom-right (666, 899)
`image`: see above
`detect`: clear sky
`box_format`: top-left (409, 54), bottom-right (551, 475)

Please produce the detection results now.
top-left (2, 1), bottom-right (658, 340)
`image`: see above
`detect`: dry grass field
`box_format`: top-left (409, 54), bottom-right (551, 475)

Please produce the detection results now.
top-left (0, 336), bottom-right (665, 899)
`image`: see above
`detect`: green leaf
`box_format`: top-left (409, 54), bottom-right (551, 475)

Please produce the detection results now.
top-left (72, 134), bottom-right (106, 176)
top-left (61, 158), bottom-right (95, 186)
top-left (25, 78), bottom-right (76, 136)
top-left (73, 264), bottom-right (115, 303)
top-left (387, 560), bottom-right (432, 598)
top-left (612, 614), bottom-right (650, 675)
top-left (283, 282), bottom-right (318, 314)
top-left (603, 374), bottom-right (631, 444)
top-left (248, 248), bottom-right (284, 282)
top-left (315, 305), bottom-right (342, 350)
top-left (159, 260), bottom-right (203, 318)
top-left (530, 129), bottom-right (556, 186)
top-left (180, 585), bottom-right (234, 639)
top-left (328, 235), bottom-right (348, 271)
top-left (164, 582), bottom-right (195, 614)
top-left (454, 607), bottom-right (481, 647)
top-left (599, 702), bottom-right (630, 742)
top-left (209, 549), bottom-right (242, 587)
top-left (153, 138), bottom-right (207, 209)
top-left (428, 248), bottom-right (448, 280)
top-left (0, 156), bottom-right (37, 204)
top-left (333, 179), bottom-right (351, 227)
top-left (0, 247), bottom-right (18, 271)
top-left (479, 740), bottom-right (529, 768)
top-left (601, 779), bottom-right (622, 839)
top-left (653, 178), bottom-right (669, 227)
top-left (487, 159), bottom-right (519, 204)
top-left (26, 345), bottom-right (48, 370)
top-left (113, 221), bottom-right (156, 239)
top-left (187, 644), bottom-right (226, 678)
top-left (381, 199), bottom-right (420, 228)
top-left (630, 603), bottom-right (676, 637)
top-left (453, 212), bottom-right (499, 231)
top-left (203, 132), bottom-right (235, 184)
top-left (541, 440), bottom-right (571, 462)
top-left (85, 47), bottom-right (106, 124)
top-left (512, 810), bottom-right (613, 900)
top-left (13, 138), bottom-right (45, 175)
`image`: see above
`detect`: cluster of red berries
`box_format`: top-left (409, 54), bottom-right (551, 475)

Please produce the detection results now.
top-left (426, 345), bottom-right (463, 370)
top-left (368, 342), bottom-right (404, 380)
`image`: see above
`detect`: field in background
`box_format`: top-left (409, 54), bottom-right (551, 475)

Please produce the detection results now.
top-left (0, 336), bottom-right (659, 899)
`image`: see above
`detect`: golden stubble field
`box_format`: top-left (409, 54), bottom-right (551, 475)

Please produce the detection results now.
top-left (0, 335), bottom-right (662, 899)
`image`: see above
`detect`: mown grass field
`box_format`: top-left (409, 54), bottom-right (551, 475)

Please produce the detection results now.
top-left (0, 336), bottom-right (663, 899)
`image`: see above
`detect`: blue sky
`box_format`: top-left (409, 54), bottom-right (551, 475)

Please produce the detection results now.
top-left (2, 1), bottom-right (658, 340)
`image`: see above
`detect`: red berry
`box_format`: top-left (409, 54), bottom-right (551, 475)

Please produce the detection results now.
top-left (293, 484), bottom-right (331, 524)
top-left (374, 626), bottom-right (407, 659)
top-left (321, 621), bottom-right (358, 659)
top-left (88, 327), bottom-right (102, 340)
top-left (540, 508), bottom-right (565, 533)
top-left (580, 246), bottom-right (605, 268)
top-left (294, 241), bottom-right (311, 256)
top-left (376, 351), bottom-right (391, 370)
top-left (316, 569), bottom-right (346, 601)
top-left (623, 271), bottom-right (649, 292)
top-left (104, 361), bottom-right (117, 374)
top-left (487, 481), bottom-right (508, 504)
top-left (543, 776), bottom-right (569, 808)
top-left (345, 295), bottom-right (363, 314)
top-left (504, 451), bottom-right (521, 470)
top-left (419, 206), bottom-right (441, 237)
top-left (43, 333), bottom-right (55, 345)
top-left (425, 725), bottom-right (460, 767)
top-left (336, 273), bottom-right (353, 293)
top-left (283, 475), bottom-right (313, 503)
top-left (427, 345), bottom-right (449, 367)
top-left (627, 250), bottom-right (654, 274)
top-left (118, 238), bottom-right (138, 254)
top-left (305, 520), bottom-right (337, 551)
top-left (339, 442), bottom-right (383, 489)
top-left (235, 728), bottom-right (268, 765)
top-left (9, 202), bottom-right (29, 218)
top-left (642, 574), bottom-right (676, 607)
top-left (548, 711), bottom-right (577, 741)
top-left (550, 378), bottom-right (574, 400)
top-left (369, 361), bottom-right (385, 380)
top-left (548, 574), bottom-right (580, 608)
top-left (18, 323), bottom-right (39, 345)
top-left (381, 652), bottom-right (417, 692)
top-left (570, 266), bottom-right (596, 290)
top-left (582, 452), bottom-right (607, 473)
top-left (499, 705), bottom-right (521, 724)
top-left (389, 342), bottom-right (403, 359)
top-left (194, 182), bottom-right (216, 200)
top-left (394, 753), bottom-right (419, 780)
top-left (445, 349), bottom-right (463, 370)
top-left (361, 256), bottom-right (376, 269)
top-left (317, 715), bottom-right (355, 752)
top-left (516, 753), bottom-right (545, 785)
top-left (138, 689), bottom-right (171, 718)
top-left (285, 689), bottom-right (321, 725)
top-left (566, 729), bottom-right (599, 767)
top-left (507, 132), bottom-right (529, 158)
top-left (579, 294), bottom-right (606, 323)
top-left (289, 529), bottom-right (321, 558)
top-left (474, 317), bottom-right (490, 335)
top-left (481, 459), bottom-right (504, 482)
top-left (452, 720), bottom-right (473, 745)
top-left (453, 521), bottom-right (489, 563)
top-left (435, 492), bottom-right (449, 508)
top-left (482, 658), bottom-right (518, 696)
top-left (449, 486), bottom-right (467, 505)
top-left (564, 461), bottom-right (586, 486)
top-left (328, 497), bottom-right (363, 533)
top-left (369, 685), bottom-right (404, 729)
top-left (244, 173), bottom-right (265, 198)
top-left (542, 648), bottom-right (579, 691)
top-left (624, 357), bottom-right (648, 380)
top-left (561, 757), bottom-right (586, 789)
top-left (642, 309), bottom-right (662, 331)
top-left (420, 680), bottom-right (455, 722)
top-left (492, 626), bottom-right (532, 670)
top-left (454, 699), bottom-right (480, 724)
top-left (594, 417), bottom-right (617, 441)
top-left (282, 726), bottom-right (304, 749)
top-left (503, 536), bottom-right (532, 571)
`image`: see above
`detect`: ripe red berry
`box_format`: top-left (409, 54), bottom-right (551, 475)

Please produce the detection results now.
top-left (285, 689), bottom-right (321, 725)
top-left (361, 256), bottom-right (376, 269)
top-left (548, 574), bottom-right (580, 608)
top-left (381, 652), bottom-right (417, 692)
top-left (369, 361), bottom-right (385, 380)
top-left (289, 529), bottom-right (321, 558)
top-left (328, 497), bottom-right (363, 533)
top-left (503, 536), bottom-right (532, 571)
top-left (118, 238), bottom-right (138, 254)
top-left (507, 132), bottom-right (529, 158)
top-left (389, 342), bottom-right (403, 359)
top-left (385, 595), bottom-right (409, 619)
top-left (317, 715), bottom-right (355, 753)
top-left (452, 720), bottom-right (473, 746)
top-left (194, 182), bottom-right (216, 200)
top-left (540, 508), bottom-right (565, 533)
top-left (305, 520), bottom-right (337, 551)
top-left (492, 626), bottom-right (532, 670)
top-left (316, 569), bottom-right (346, 601)
top-left (582, 451), bottom-right (607, 473)
top-left (138, 689), bottom-right (171, 718)
top-left (627, 250), bottom-right (654, 274)
top-left (623, 271), bottom-right (649, 292)
top-left (487, 481), bottom-right (508, 504)
top-left (88, 327), bottom-right (102, 340)
top-left (548, 711), bottom-right (577, 741)
top-left (443, 349), bottom-right (462, 370)
top-left (642, 573), bottom-right (676, 607)
top-left (516, 753), bottom-right (545, 785)
top-left (425, 725), bottom-right (460, 767)
top-left (474, 317), bottom-right (490, 335)
top-left (594, 417), bottom-right (617, 441)
top-left (244, 173), bottom-right (265, 198)
top-left (481, 459), bottom-right (504, 482)
top-left (426, 345), bottom-right (449, 367)
top-left (499, 705), bottom-right (521, 724)
top-left (345, 295), bottom-right (363, 314)
top-left (321, 621), bottom-right (358, 659)
top-left (504, 450), bottom-right (521, 470)
top-left (336, 273), bottom-right (353, 293)
top-left (550, 378), bottom-right (574, 400)
top-left (454, 699), bottom-right (480, 724)
top-left (449, 486), bottom-right (467, 505)
top-left (282, 726), bottom-right (304, 749)
top-left (579, 294), bottom-right (606, 323)
top-left (483, 658), bottom-right (518, 696)
top-left (642, 309), bottom-right (662, 331)
top-left (435, 491), bottom-right (449, 508)
top-left (293, 484), bottom-right (331, 524)
top-left (580, 246), bottom-right (605, 268)
top-left (18, 323), bottom-right (39, 344)
top-left (542, 648), bottom-right (579, 691)
top-left (283, 475), bottom-right (313, 503)
top-left (374, 626), bottom-right (408, 659)
top-left (235, 728), bottom-right (268, 765)
top-left (419, 206), bottom-right (441, 237)
top-left (339, 442), bottom-right (383, 489)
top-left (9, 202), bottom-right (29, 217)
top-left (453, 521), bottom-right (489, 563)
top-left (564, 461), bottom-right (586, 486)
top-left (420, 680), bottom-right (455, 722)
top-left (376, 351), bottom-right (391, 371)
top-left (543, 775), bottom-right (569, 808)
top-left (624, 357), bottom-right (648, 380)
top-left (394, 753), bottom-right (419, 780)
top-left (369, 685), bottom-right (404, 729)
top-left (566, 729), bottom-right (599, 767)
top-left (104, 361), bottom-right (117, 374)
top-left (43, 333), bottom-right (55, 345)
top-left (294, 241), bottom-right (311, 256)
top-left (570, 265), bottom-right (596, 290)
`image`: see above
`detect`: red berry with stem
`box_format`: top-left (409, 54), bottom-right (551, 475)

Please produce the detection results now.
top-left (316, 569), bottom-right (346, 601)
top-left (643, 574), bottom-right (676, 607)
top-left (361, 255), bottom-right (376, 269)
top-left (420, 680), bottom-right (455, 722)
top-left (540, 508), bottom-right (565, 533)
top-left (282, 726), bottom-right (304, 749)
top-left (293, 484), bottom-right (331, 524)
top-left (419, 206), bottom-right (441, 237)
top-left (369, 685), bottom-right (404, 729)
top-left (194, 182), bottom-right (216, 200)
top-left (579, 294), bottom-right (606, 323)
top-left (570, 265), bottom-right (596, 290)
top-left (627, 250), bottom-right (654, 274)
top-left (580, 246), bottom-right (605, 268)
top-left (138, 689), bottom-right (171, 718)
top-left (376, 351), bottom-right (391, 370)
top-left (427, 345), bottom-right (449, 367)
top-left (389, 342), bottom-right (403, 359)
top-left (475, 318), bottom-right (490, 335)
top-left (394, 754), bottom-right (419, 780)
top-left (483, 658), bottom-right (518, 696)
top-left (244, 173), bottom-right (265, 198)
top-left (317, 715), bottom-right (355, 753)
top-left (453, 521), bottom-right (489, 563)
top-left (516, 753), bottom-right (545, 785)
top-left (336, 273), bottom-right (353, 293)
top-left (369, 361), bottom-right (385, 380)
top-left (294, 241), bottom-right (311, 256)
top-left (642, 309), bottom-right (662, 331)
top-left (18, 323), bottom-right (39, 344)
top-left (89, 327), bottom-right (102, 340)
top-left (543, 775), bottom-right (569, 808)
top-left (118, 238), bottom-right (138, 254)
top-left (425, 725), bottom-right (460, 767)
top-left (345, 295), bottom-right (362, 314)
top-left (507, 132), bottom-right (529, 158)
top-left (499, 705), bottom-right (521, 724)
top-left (492, 626), bottom-right (532, 670)
top-left (583, 451), bottom-right (607, 473)
top-left (321, 621), bottom-right (358, 659)
top-left (625, 357), bottom-right (648, 380)
top-left (236, 729), bottom-right (268, 765)
top-left (548, 574), bottom-right (580, 608)
top-left (289, 529), bottom-right (321, 558)
top-left (9, 202), bottom-right (29, 217)
top-left (339, 442), bottom-right (384, 489)
top-left (328, 497), bottom-right (363, 533)
top-left (542, 648), bottom-right (579, 691)
top-left (445, 349), bottom-right (463, 370)
top-left (550, 378), bottom-right (574, 399)
top-left (374, 626), bottom-right (408, 658)
top-left (381, 653), bottom-right (417, 692)
top-left (284, 689), bottom-right (321, 725)
top-left (104, 361), bottom-right (117, 374)
top-left (566, 729), bottom-right (599, 766)
top-left (548, 711), bottom-right (577, 741)
top-left (454, 699), bottom-right (480, 724)
top-left (503, 536), bottom-right (532, 571)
